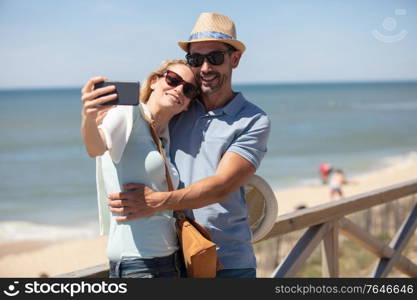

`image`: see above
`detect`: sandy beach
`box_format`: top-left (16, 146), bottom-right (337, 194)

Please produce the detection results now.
top-left (277, 153), bottom-right (417, 215)
top-left (0, 236), bottom-right (108, 278)
top-left (1, 156), bottom-right (416, 278)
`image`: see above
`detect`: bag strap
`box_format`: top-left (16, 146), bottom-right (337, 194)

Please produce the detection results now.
top-left (142, 112), bottom-right (174, 191)
top-left (141, 108), bottom-right (186, 220)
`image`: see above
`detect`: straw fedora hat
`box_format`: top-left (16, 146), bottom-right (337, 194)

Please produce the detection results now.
top-left (245, 174), bottom-right (278, 243)
top-left (178, 12), bottom-right (246, 53)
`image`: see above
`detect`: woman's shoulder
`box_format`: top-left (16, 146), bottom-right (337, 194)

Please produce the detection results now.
top-left (112, 105), bottom-right (143, 123)
top-left (104, 105), bottom-right (135, 119)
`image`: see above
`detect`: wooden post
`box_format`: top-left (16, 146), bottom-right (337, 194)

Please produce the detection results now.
top-left (372, 203), bottom-right (417, 277)
top-left (338, 217), bottom-right (417, 277)
top-left (272, 223), bottom-right (331, 278)
top-left (322, 221), bottom-right (339, 277)
top-left (365, 209), bottom-right (372, 233)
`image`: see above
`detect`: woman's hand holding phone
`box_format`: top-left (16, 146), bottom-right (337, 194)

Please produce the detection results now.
top-left (80, 76), bottom-right (119, 157)
top-left (81, 76), bottom-right (117, 125)
top-left (80, 76), bottom-right (140, 157)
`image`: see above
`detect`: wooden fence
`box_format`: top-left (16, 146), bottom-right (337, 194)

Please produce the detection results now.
top-left (255, 178), bottom-right (417, 277)
top-left (57, 178), bottom-right (417, 278)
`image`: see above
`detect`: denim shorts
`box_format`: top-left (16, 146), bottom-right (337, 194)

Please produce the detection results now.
top-left (109, 251), bottom-right (184, 278)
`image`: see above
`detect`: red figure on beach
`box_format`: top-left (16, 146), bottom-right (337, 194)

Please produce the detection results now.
top-left (319, 162), bottom-right (333, 184)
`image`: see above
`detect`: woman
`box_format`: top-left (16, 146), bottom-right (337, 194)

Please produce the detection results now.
top-left (80, 60), bottom-right (199, 278)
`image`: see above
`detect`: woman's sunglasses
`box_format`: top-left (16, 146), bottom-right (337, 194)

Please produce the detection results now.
top-left (163, 70), bottom-right (199, 99)
top-left (185, 50), bottom-right (234, 68)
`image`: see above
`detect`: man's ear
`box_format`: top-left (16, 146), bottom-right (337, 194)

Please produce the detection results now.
top-left (231, 51), bottom-right (242, 69)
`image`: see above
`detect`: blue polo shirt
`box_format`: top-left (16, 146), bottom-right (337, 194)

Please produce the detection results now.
top-left (169, 92), bottom-right (271, 269)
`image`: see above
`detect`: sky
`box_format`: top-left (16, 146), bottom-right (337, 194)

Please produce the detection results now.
top-left (1, 0), bottom-right (416, 88)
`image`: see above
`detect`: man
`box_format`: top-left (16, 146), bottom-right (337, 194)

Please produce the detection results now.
top-left (108, 12), bottom-right (271, 278)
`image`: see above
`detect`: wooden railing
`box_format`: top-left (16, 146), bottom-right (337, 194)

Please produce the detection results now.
top-left (262, 178), bottom-right (417, 278)
top-left (57, 178), bottom-right (417, 278)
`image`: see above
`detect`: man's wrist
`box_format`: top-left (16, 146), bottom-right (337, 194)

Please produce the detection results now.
top-left (160, 190), bottom-right (178, 210)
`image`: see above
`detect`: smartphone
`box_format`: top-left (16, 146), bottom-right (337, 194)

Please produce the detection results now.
top-left (94, 81), bottom-right (140, 106)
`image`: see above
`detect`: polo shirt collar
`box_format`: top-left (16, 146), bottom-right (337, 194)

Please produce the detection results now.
top-left (223, 92), bottom-right (246, 116)
top-left (196, 92), bottom-right (246, 116)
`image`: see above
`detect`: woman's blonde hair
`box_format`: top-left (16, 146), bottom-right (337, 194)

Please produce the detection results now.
top-left (140, 59), bottom-right (196, 103)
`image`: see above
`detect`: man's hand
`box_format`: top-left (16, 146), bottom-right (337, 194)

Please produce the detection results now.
top-left (107, 183), bottom-right (168, 222)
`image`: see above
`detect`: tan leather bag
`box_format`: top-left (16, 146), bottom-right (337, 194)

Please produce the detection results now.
top-left (146, 115), bottom-right (222, 278)
top-left (174, 211), bottom-right (221, 278)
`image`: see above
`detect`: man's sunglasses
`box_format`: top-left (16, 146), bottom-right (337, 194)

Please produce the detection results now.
top-left (186, 50), bottom-right (235, 68)
top-left (163, 70), bottom-right (199, 99)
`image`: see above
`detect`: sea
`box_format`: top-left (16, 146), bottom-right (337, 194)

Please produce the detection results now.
top-left (1, 81), bottom-right (417, 242)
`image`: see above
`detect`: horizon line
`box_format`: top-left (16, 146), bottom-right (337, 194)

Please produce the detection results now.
top-left (1, 78), bottom-right (417, 91)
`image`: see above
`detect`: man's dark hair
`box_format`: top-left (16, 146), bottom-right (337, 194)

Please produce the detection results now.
top-left (224, 43), bottom-right (237, 52)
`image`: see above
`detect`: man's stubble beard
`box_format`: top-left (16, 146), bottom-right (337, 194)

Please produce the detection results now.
top-left (198, 72), bottom-right (227, 95)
